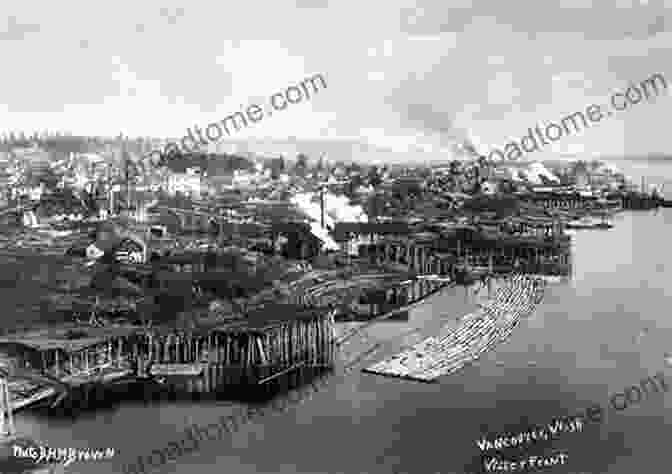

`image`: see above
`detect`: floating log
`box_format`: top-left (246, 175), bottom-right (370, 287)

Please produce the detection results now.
top-left (363, 275), bottom-right (545, 382)
top-left (257, 361), bottom-right (307, 385)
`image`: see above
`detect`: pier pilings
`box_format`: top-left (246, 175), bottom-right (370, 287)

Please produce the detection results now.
top-left (358, 235), bottom-right (572, 278)
top-left (0, 306), bottom-right (337, 410)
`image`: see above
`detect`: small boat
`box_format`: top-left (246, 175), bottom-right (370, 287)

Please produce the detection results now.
top-left (2, 373), bottom-right (64, 412)
top-left (566, 216), bottom-right (612, 229)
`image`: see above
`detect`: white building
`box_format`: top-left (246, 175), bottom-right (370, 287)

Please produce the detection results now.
top-left (481, 181), bottom-right (498, 194)
top-left (166, 167), bottom-right (203, 196)
top-left (28, 184), bottom-right (44, 201)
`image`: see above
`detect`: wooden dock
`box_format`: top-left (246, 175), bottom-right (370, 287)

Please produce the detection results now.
top-left (0, 303), bottom-right (337, 408)
top-left (362, 275), bottom-right (545, 382)
top-left (290, 273), bottom-right (450, 321)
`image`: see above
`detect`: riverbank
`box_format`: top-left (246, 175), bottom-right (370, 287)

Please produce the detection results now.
top-left (5, 209), bottom-right (672, 474)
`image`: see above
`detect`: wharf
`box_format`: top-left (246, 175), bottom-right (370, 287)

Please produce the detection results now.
top-left (621, 192), bottom-right (661, 210)
top-left (287, 272), bottom-right (450, 322)
top-left (360, 231), bottom-right (572, 279)
top-left (0, 304), bottom-right (336, 410)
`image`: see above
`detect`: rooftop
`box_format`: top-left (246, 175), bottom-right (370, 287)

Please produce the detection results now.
top-left (0, 324), bottom-right (139, 353)
top-left (0, 302), bottom-right (331, 351)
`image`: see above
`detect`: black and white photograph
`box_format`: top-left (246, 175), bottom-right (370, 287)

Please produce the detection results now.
top-left (0, 1), bottom-right (670, 473)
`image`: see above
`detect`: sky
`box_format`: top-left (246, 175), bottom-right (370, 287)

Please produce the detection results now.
top-left (1, 0), bottom-right (671, 161)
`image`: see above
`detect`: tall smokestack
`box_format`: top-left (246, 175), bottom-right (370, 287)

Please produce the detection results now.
top-left (108, 164), bottom-right (113, 214)
top-left (320, 185), bottom-right (325, 229)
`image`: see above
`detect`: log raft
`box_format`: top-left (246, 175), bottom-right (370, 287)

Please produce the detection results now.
top-left (362, 274), bottom-right (546, 382)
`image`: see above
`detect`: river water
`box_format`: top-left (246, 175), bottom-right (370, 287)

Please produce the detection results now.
top-left (12, 159), bottom-right (672, 474)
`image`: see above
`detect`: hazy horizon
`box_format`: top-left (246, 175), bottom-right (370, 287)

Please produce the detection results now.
top-left (5, 134), bottom-right (672, 166)
top-left (2, 1), bottom-right (671, 162)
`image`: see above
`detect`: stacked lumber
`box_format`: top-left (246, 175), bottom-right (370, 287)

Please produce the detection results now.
top-left (149, 363), bottom-right (206, 377)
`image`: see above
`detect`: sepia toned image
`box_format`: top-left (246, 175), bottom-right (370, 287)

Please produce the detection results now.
top-left (0, 1), bottom-right (671, 474)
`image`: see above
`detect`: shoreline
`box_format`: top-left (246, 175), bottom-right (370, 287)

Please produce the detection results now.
top-left (334, 280), bottom-right (455, 346)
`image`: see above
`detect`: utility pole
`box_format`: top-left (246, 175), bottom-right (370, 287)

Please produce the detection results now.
top-left (126, 159), bottom-right (131, 213)
top-left (107, 163), bottom-right (114, 215)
